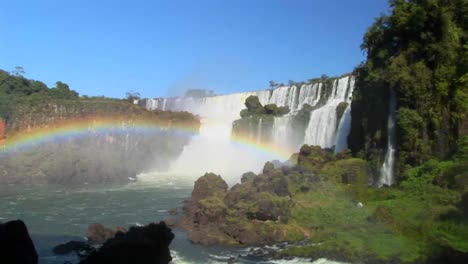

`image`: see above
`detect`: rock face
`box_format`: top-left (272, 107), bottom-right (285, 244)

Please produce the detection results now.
top-left (191, 173), bottom-right (228, 203)
top-left (79, 222), bottom-right (174, 264)
top-left (86, 223), bottom-right (126, 244)
top-left (180, 145), bottom-right (371, 246)
top-left (181, 170), bottom-right (299, 246)
top-left (0, 109), bottom-right (200, 184)
top-left (232, 96), bottom-right (291, 144)
top-left (0, 220), bottom-right (38, 264)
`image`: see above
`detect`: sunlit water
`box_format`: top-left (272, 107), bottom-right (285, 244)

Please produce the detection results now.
top-left (0, 179), bottom-right (345, 264)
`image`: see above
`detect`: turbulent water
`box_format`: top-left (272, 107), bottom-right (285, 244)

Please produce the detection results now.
top-left (0, 181), bottom-right (346, 264)
top-left (143, 76), bottom-right (355, 183)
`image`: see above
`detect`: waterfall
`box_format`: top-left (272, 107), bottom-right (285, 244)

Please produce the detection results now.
top-left (142, 75), bottom-right (355, 184)
top-left (272, 116), bottom-right (295, 152)
top-left (303, 76), bottom-right (351, 148)
top-left (378, 89), bottom-right (397, 186)
top-left (334, 107), bottom-right (351, 153)
top-left (334, 77), bottom-right (355, 153)
top-left (257, 118), bottom-right (262, 143)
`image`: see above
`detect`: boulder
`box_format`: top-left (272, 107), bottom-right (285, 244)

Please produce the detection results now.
top-left (240, 109), bottom-right (250, 118)
top-left (0, 220), bottom-right (38, 264)
top-left (80, 222), bottom-right (174, 264)
top-left (297, 144), bottom-right (334, 173)
top-left (277, 106), bottom-right (290, 116)
top-left (244, 96), bottom-right (264, 114)
top-left (162, 219), bottom-right (177, 227)
top-left (263, 162), bottom-right (275, 175)
top-left (188, 224), bottom-right (237, 245)
top-left (191, 173), bottom-right (228, 204)
top-left (241, 171), bottom-right (257, 183)
top-left (86, 223), bottom-right (126, 244)
top-left (53, 241), bottom-right (91, 255)
top-left (264, 104), bottom-right (279, 115)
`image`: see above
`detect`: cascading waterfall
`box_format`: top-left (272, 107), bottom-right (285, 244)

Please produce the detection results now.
top-left (334, 77), bottom-right (355, 153)
top-left (303, 76), bottom-right (351, 148)
top-left (142, 75), bottom-right (355, 184)
top-left (257, 118), bottom-right (262, 143)
top-left (378, 89), bottom-right (397, 186)
top-left (272, 116), bottom-right (293, 151)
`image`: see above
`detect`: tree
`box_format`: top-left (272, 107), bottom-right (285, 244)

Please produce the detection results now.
top-left (125, 91), bottom-right (141, 102)
top-left (349, 0), bottom-right (468, 173)
top-left (269, 80), bottom-right (278, 89)
top-left (11, 66), bottom-right (25, 77)
top-left (288, 80), bottom-right (295, 86)
top-left (49, 81), bottom-right (79, 99)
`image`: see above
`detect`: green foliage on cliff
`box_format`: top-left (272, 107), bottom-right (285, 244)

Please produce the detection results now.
top-left (277, 139), bottom-right (468, 263)
top-left (0, 69), bottom-right (138, 124)
top-left (349, 0), bottom-right (468, 176)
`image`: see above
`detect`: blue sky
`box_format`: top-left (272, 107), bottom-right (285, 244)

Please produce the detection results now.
top-left (1, 0), bottom-right (390, 98)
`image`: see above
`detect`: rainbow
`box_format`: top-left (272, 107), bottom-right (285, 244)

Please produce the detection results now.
top-left (0, 117), bottom-right (297, 162)
top-left (231, 134), bottom-right (296, 161)
top-left (0, 116), bottom-right (198, 154)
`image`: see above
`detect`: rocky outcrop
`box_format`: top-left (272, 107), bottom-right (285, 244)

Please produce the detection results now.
top-left (0, 220), bottom-right (38, 264)
top-left (53, 241), bottom-right (91, 255)
top-left (79, 222), bottom-right (174, 264)
top-left (180, 145), bottom-right (370, 246)
top-left (0, 109), bottom-right (200, 184)
top-left (86, 223), bottom-right (126, 244)
top-left (232, 96), bottom-right (291, 144)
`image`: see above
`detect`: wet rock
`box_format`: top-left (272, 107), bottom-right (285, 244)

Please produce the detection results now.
top-left (168, 208), bottom-right (178, 215)
top-left (277, 106), bottom-right (290, 116)
top-left (244, 96), bottom-right (264, 114)
top-left (80, 222), bottom-right (174, 264)
top-left (53, 241), bottom-right (91, 255)
top-left (263, 104), bottom-right (278, 115)
top-left (162, 219), bottom-right (177, 227)
top-left (86, 223), bottom-right (126, 244)
top-left (0, 220), bottom-right (38, 264)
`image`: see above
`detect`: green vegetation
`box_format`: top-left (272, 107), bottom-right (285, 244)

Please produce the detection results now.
top-left (269, 2), bottom-right (468, 257)
top-left (277, 138), bottom-right (468, 263)
top-left (349, 0), bottom-right (468, 176)
top-left (183, 136), bottom-right (468, 262)
top-left (0, 68), bottom-right (200, 184)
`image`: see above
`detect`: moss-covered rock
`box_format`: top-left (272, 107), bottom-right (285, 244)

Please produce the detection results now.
top-left (240, 171), bottom-right (257, 183)
top-left (297, 144), bottom-right (334, 173)
top-left (191, 173), bottom-right (228, 203)
top-left (320, 158), bottom-right (370, 185)
top-left (263, 104), bottom-right (278, 115)
top-left (277, 106), bottom-right (290, 116)
top-left (244, 95), bottom-right (265, 114)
